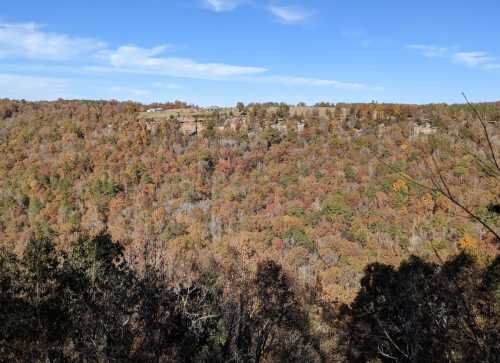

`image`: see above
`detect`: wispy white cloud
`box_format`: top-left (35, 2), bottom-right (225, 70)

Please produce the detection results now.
top-left (96, 45), bottom-right (268, 79)
top-left (452, 52), bottom-right (497, 68)
top-left (203, 0), bottom-right (246, 12)
top-left (341, 28), bottom-right (379, 48)
top-left (108, 86), bottom-right (151, 97)
top-left (484, 63), bottom-right (500, 70)
top-left (0, 20), bottom-right (379, 98)
top-left (0, 73), bottom-right (72, 100)
top-left (409, 44), bottom-right (500, 70)
top-left (268, 5), bottom-right (313, 25)
top-left (341, 28), bottom-right (365, 39)
top-left (152, 81), bottom-right (182, 89)
top-left (0, 73), bottom-right (178, 102)
top-left (340, 28), bottom-right (384, 49)
top-left (153, 82), bottom-right (182, 90)
top-left (92, 46), bottom-right (377, 90)
top-left (250, 75), bottom-right (382, 91)
top-left (407, 44), bottom-right (449, 58)
top-left (89, 62), bottom-right (376, 91)
top-left (0, 21), bottom-right (105, 61)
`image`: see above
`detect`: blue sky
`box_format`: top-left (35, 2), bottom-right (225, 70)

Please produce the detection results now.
top-left (1, 0), bottom-right (499, 105)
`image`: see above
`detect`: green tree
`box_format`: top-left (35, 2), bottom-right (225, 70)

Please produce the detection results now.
top-left (66, 233), bottom-right (138, 361)
top-left (341, 254), bottom-right (500, 362)
top-left (236, 102), bottom-right (245, 113)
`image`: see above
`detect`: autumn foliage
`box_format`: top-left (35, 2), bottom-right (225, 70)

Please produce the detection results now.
top-left (0, 98), bottom-right (499, 361)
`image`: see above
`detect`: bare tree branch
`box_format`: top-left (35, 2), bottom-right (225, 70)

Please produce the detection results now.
top-left (376, 319), bottom-right (409, 359)
top-left (462, 92), bottom-right (500, 172)
top-left (377, 158), bottom-right (500, 241)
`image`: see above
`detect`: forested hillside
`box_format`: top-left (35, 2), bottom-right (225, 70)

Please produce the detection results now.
top-left (0, 98), bottom-right (498, 361)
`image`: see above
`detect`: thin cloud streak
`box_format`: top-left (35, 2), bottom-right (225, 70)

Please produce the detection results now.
top-left (0, 73), bottom-right (72, 100)
top-left (452, 52), bottom-right (497, 68)
top-left (96, 45), bottom-right (268, 79)
top-left (0, 21), bottom-right (105, 61)
top-left (87, 65), bottom-right (378, 90)
top-left (152, 81), bottom-right (182, 89)
top-left (108, 86), bottom-right (151, 97)
top-left (268, 5), bottom-right (313, 25)
top-left (203, 0), bottom-right (247, 12)
top-left (245, 75), bottom-right (382, 91)
top-left (93, 45), bottom-right (378, 90)
top-left (407, 44), bottom-right (449, 58)
top-left (408, 44), bottom-right (500, 70)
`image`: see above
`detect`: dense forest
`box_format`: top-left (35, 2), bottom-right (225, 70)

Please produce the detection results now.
top-left (0, 98), bottom-right (498, 362)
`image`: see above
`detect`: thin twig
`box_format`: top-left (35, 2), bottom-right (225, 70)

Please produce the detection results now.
top-left (378, 158), bottom-right (500, 241)
top-left (461, 92), bottom-right (500, 172)
top-left (377, 319), bottom-right (409, 359)
top-left (377, 345), bottom-right (399, 361)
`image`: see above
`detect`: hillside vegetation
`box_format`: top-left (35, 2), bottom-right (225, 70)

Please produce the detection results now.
top-left (0, 98), bottom-right (498, 361)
